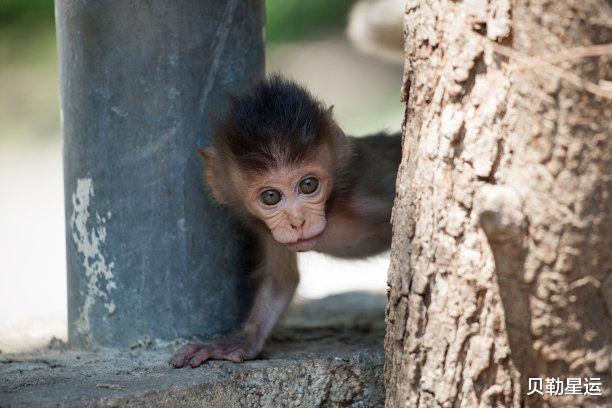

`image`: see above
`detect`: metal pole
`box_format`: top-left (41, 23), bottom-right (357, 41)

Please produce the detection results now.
top-left (56, 0), bottom-right (264, 348)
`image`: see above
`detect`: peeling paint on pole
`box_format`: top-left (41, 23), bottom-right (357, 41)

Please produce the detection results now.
top-left (70, 178), bottom-right (117, 345)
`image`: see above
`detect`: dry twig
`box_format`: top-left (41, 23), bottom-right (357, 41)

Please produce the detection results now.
top-left (473, 33), bottom-right (612, 99)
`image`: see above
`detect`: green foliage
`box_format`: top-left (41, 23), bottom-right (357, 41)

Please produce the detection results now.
top-left (267, 0), bottom-right (353, 42)
top-left (0, 0), bottom-right (353, 43)
top-left (0, 0), bottom-right (54, 27)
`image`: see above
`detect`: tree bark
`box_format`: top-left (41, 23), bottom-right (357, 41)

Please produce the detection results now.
top-left (385, 0), bottom-right (611, 407)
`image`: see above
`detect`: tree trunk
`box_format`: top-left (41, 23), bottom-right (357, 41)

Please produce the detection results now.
top-left (385, 0), bottom-right (611, 407)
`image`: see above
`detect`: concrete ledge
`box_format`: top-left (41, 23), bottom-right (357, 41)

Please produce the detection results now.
top-left (0, 292), bottom-right (384, 407)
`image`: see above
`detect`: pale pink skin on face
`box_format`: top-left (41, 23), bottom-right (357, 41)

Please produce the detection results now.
top-left (239, 156), bottom-right (334, 252)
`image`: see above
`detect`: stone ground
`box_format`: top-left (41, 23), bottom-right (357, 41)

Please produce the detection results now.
top-left (0, 292), bottom-right (385, 408)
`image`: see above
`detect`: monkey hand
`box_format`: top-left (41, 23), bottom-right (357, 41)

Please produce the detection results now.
top-left (169, 336), bottom-right (259, 368)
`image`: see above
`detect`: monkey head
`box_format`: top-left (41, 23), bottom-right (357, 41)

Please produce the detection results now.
top-left (236, 147), bottom-right (334, 251)
top-left (199, 76), bottom-right (351, 252)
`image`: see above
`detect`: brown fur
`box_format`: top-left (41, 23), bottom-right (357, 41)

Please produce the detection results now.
top-left (171, 78), bottom-right (401, 368)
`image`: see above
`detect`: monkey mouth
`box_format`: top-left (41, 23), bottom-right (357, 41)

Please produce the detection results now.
top-left (286, 232), bottom-right (322, 252)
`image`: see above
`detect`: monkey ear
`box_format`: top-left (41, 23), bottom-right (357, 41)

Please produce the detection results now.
top-left (326, 105), bottom-right (335, 116)
top-left (197, 147), bottom-right (227, 204)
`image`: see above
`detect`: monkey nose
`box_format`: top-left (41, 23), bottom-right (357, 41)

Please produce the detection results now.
top-left (290, 218), bottom-right (305, 230)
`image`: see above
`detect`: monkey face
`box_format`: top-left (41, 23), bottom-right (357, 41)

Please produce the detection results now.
top-left (239, 159), bottom-right (333, 252)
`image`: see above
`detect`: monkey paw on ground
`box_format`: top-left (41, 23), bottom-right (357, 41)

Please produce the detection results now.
top-left (170, 338), bottom-right (258, 368)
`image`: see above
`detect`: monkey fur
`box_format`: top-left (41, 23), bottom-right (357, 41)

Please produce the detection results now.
top-left (171, 76), bottom-right (400, 368)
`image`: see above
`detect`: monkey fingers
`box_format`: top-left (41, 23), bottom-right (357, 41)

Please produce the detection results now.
top-left (170, 339), bottom-right (256, 368)
top-left (188, 344), bottom-right (244, 367)
top-left (169, 343), bottom-right (205, 368)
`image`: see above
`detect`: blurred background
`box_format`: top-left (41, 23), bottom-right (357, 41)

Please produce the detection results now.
top-left (0, 0), bottom-right (403, 352)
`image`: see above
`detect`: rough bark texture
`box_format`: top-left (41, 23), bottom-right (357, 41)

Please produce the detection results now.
top-left (385, 0), bottom-right (611, 407)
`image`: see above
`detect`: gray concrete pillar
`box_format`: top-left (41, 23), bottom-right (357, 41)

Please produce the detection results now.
top-left (56, 0), bottom-right (264, 348)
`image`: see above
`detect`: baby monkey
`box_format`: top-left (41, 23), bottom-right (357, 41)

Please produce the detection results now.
top-left (171, 76), bottom-right (400, 368)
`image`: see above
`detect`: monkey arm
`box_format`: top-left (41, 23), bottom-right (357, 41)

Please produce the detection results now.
top-left (170, 235), bottom-right (298, 368)
top-left (243, 237), bottom-right (299, 353)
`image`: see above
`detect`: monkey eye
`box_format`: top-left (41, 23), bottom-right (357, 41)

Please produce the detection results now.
top-left (260, 189), bottom-right (282, 206)
top-left (298, 177), bottom-right (319, 195)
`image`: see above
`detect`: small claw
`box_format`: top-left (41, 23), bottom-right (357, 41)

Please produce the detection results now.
top-left (170, 358), bottom-right (184, 368)
top-left (170, 354), bottom-right (189, 368)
